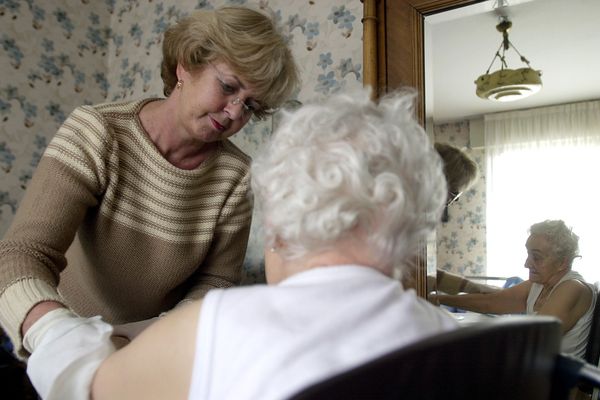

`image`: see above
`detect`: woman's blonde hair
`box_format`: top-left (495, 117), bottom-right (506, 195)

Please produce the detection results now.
top-left (434, 142), bottom-right (479, 194)
top-left (161, 6), bottom-right (299, 113)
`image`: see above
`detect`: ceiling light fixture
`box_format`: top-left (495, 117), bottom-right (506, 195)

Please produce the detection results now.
top-left (475, 16), bottom-right (542, 102)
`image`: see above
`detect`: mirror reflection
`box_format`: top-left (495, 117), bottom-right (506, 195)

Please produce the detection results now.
top-left (423, 0), bottom-right (600, 294)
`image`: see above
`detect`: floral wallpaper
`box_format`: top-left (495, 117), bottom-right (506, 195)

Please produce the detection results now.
top-left (0, 0), bottom-right (363, 283)
top-left (434, 121), bottom-right (487, 278)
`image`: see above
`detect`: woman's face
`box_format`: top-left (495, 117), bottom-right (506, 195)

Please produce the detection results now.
top-left (524, 234), bottom-right (567, 284)
top-left (174, 61), bottom-right (259, 143)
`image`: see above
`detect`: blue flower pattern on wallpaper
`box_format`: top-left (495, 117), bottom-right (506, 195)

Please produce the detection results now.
top-left (1, 34), bottom-right (23, 68)
top-left (0, 141), bottom-right (15, 172)
top-left (0, 0), bottom-right (363, 283)
top-left (318, 52), bottom-right (333, 69)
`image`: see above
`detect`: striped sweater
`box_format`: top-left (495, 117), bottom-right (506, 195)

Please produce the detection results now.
top-left (0, 98), bottom-right (252, 357)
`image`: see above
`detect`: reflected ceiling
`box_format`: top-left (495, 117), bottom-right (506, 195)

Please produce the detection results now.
top-left (424, 0), bottom-right (600, 123)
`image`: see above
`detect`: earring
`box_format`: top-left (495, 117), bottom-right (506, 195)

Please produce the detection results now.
top-left (176, 80), bottom-right (183, 89)
top-left (269, 247), bottom-right (276, 253)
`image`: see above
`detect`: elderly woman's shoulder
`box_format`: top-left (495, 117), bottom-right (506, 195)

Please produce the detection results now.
top-left (554, 278), bottom-right (594, 299)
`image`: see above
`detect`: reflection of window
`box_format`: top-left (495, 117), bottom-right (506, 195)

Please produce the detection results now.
top-left (485, 101), bottom-right (600, 283)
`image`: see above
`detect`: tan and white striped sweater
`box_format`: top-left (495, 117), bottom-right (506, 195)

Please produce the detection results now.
top-left (0, 98), bottom-right (253, 357)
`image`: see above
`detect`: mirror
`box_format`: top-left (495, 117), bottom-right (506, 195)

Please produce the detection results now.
top-left (371, 0), bottom-right (600, 297)
top-left (370, 0), bottom-right (479, 297)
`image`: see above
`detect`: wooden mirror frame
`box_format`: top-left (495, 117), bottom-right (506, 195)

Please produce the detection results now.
top-left (362, 0), bottom-right (480, 297)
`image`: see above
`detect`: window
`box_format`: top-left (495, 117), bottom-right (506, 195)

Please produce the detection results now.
top-left (485, 101), bottom-right (600, 283)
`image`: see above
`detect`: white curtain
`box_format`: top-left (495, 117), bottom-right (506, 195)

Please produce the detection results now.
top-left (485, 100), bottom-right (600, 283)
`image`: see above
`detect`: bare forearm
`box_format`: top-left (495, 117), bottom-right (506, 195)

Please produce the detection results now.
top-left (434, 279), bottom-right (530, 315)
top-left (436, 270), bottom-right (500, 295)
top-left (435, 293), bottom-right (521, 315)
top-left (435, 293), bottom-right (490, 313)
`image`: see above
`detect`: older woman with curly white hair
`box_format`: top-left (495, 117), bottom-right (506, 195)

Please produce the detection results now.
top-left (26, 88), bottom-right (458, 400)
top-left (432, 219), bottom-right (595, 359)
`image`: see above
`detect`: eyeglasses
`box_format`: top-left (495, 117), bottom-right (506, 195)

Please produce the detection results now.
top-left (209, 63), bottom-right (266, 120)
top-left (442, 192), bottom-right (462, 223)
top-left (230, 97), bottom-right (261, 118)
top-left (446, 191), bottom-right (462, 206)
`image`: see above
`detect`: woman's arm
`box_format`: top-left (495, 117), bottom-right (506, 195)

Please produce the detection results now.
top-left (0, 106), bottom-right (109, 358)
top-left (433, 280), bottom-right (532, 315)
top-left (538, 280), bottom-right (593, 333)
top-left (180, 169), bottom-right (253, 301)
top-left (92, 301), bottom-right (202, 400)
top-left (435, 270), bottom-right (501, 295)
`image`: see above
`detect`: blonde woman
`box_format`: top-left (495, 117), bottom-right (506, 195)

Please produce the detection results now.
top-left (0, 5), bottom-right (299, 365)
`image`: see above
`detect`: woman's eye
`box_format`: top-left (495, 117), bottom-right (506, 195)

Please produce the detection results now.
top-left (219, 80), bottom-right (236, 95)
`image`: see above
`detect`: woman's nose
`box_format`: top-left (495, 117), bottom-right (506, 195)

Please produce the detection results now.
top-left (225, 98), bottom-right (245, 120)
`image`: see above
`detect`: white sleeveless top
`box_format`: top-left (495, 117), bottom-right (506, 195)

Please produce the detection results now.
top-left (526, 270), bottom-right (596, 358)
top-left (187, 265), bottom-right (458, 400)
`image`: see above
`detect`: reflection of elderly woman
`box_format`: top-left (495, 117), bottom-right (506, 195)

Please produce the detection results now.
top-left (432, 220), bottom-right (596, 358)
top-left (26, 89), bottom-right (458, 399)
top-left (0, 6), bottom-right (299, 360)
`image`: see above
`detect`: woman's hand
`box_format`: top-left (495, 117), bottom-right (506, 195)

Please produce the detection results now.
top-left (25, 309), bottom-right (115, 400)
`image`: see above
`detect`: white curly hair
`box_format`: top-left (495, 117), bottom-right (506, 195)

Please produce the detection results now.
top-left (529, 220), bottom-right (580, 267)
top-left (251, 88), bottom-right (447, 277)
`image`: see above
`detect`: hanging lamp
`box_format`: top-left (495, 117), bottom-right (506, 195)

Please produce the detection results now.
top-left (474, 17), bottom-right (542, 102)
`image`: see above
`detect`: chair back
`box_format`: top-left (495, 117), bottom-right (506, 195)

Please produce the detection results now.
top-left (577, 282), bottom-right (600, 399)
top-left (290, 316), bottom-right (562, 400)
top-left (584, 282), bottom-right (600, 365)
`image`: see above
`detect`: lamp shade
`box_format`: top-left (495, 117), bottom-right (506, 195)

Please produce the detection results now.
top-left (475, 67), bottom-right (542, 102)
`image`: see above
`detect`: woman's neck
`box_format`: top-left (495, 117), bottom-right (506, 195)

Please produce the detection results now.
top-left (534, 269), bottom-right (570, 310)
top-left (543, 269), bottom-right (570, 291)
top-left (280, 238), bottom-right (384, 280)
top-left (139, 98), bottom-right (216, 170)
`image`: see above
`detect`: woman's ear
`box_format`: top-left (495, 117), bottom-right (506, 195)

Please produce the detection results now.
top-left (558, 256), bottom-right (570, 271)
top-left (176, 62), bottom-right (188, 82)
top-left (273, 235), bottom-right (286, 251)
